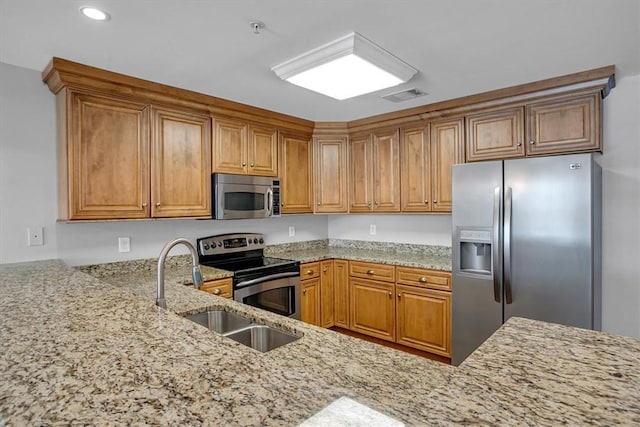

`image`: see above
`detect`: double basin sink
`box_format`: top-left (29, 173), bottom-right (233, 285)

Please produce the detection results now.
top-left (184, 309), bottom-right (300, 352)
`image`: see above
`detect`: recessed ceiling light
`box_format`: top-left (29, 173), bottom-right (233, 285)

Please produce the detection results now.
top-left (80, 7), bottom-right (110, 21)
top-left (271, 32), bottom-right (417, 100)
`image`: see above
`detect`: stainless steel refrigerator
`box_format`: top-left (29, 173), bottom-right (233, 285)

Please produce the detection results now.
top-left (451, 153), bottom-right (602, 365)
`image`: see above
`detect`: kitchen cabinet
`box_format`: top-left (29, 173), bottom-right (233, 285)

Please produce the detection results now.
top-left (58, 90), bottom-right (210, 220)
top-left (212, 117), bottom-right (278, 176)
top-left (199, 277), bottom-right (233, 298)
top-left (314, 136), bottom-right (349, 213)
top-left (349, 261), bottom-right (396, 341)
top-left (333, 260), bottom-right (350, 329)
top-left (400, 119), bottom-right (464, 213)
top-left (349, 129), bottom-right (400, 213)
top-left (279, 131), bottom-right (313, 214)
top-left (300, 262), bottom-right (321, 326)
top-left (466, 90), bottom-right (601, 162)
top-left (320, 260), bottom-right (335, 328)
top-left (151, 106), bottom-right (211, 218)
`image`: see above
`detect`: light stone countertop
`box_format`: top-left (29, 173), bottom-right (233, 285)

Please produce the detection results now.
top-left (2, 258), bottom-right (640, 426)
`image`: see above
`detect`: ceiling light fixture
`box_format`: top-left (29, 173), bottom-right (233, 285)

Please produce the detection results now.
top-left (80, 7), bottom-right (110, 21)
top-left (271, 32), bottom-right (417, 100)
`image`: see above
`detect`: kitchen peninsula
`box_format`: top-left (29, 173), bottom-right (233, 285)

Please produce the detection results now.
top-left (1, 259), bottom-right (639, 425)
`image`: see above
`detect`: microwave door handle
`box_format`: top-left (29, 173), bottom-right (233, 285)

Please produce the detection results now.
top-left (236, 271), bottom-right (299, 288)
top-left (266, 187), bottom-right (273, 217)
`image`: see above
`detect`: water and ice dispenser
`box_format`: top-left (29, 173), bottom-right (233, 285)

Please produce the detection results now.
top-left (457, 228), bottom-right (493, 276)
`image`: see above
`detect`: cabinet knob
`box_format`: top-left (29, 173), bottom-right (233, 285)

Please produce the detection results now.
top-left (419, 277), bottom-right (427, 283)
top-left (424, 200), bottom-right (429, 204)
top-left (367, 201), bottom-right (371, 206)
top-left (250, 163), bottom-right (254, 167)
top-left (317, 202), bottom-right (321, 206)
top-left (212, 288), bottom-right (221, 295)
top-left (155, 203), bottom-right (161, 207)
top-left (307, 269), bottom-right (313, 275)
top-left (322, 268), bottom-right (328, 272)
top-left (303, 289), bottom-right (307, 295)
top-left (433, 200), bottom-right (437, 204)
top-left (388, 292), bottom-right (392, 297)
top-left (397, 294), bottom-right (401, 299)
top-left (242, 162), bottom-right (246, 166)
top-left (281, 203), bottom-right (285, 207)
top-left (374, 200), bottom-right (379, 205)
top-left (366, 270), bottom-right (375, 275)
top-left (142, 203), bottom-right (148, 207)
top-left (516, 142), bottom-right (522, 147)
top-left (529, 140), bottom-right (536, 145)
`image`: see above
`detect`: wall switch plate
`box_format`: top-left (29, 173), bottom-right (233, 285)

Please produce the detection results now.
top-left (369, 224), bottom-right (376, 235)
top-left (118, 237), bottom-right (131, 253)
top-left (27, 227), bottom-right (44, 246)
top-left (288, 226), bottom-right (295, 237)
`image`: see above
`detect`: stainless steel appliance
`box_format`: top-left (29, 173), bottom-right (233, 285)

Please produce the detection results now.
top-left (212, 173), bottom-right (281, 220)
top-left (451, 153), bottom-right (602, 365)
top-left (197, 233), bottom-right (300, 319)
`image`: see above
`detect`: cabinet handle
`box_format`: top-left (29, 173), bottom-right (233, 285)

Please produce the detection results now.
top-left (212, 288), bottom-right (221, 295)
top-left (307, 269), bottom-right (314, 275)
top-left (303, 289), bottom-right (307, 295)
top-left (374, 200), bottom-right (379, 205)
top-left (388, 292), bottom-right (392, 297)
top-left (155, 202), bottom-right (161, 207)
top-left (433, 200), bottom-right (437, 204)
top-left (317, 202), bottom-right (321, 206)
top-left (281, 203), bottom-right (285, 207)
top-left (516, 142), bottom-right (522, 147)
top-left (142, 202), bottom-right (148, 207)
top-left (397, 294), bottom-right (401, 299)
top-left (242, 162), bottom-right (246, 166)
top-left (367, 201), bottom-right (371, 206)
top-left (529, 140), bottom-right (536, 145)
top-left (424, 200), bottom-right (429, 204)
top-left (250, 163), bottom-right (254, 167)
top-left (366, 270), bottom-right (375, 275)
top-left (322, 268), bottom-right (328, 272)
top-left (418, 277), bottom-right (427, 283)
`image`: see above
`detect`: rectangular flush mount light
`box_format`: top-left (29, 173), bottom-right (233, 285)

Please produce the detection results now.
top-left (271, 32), bottom-right (417, 100)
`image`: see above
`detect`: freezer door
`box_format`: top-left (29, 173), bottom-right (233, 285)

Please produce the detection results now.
top-left (451, 161), bottom-right (503, 366)
top-left (504, 153), bottom-right (597, 328)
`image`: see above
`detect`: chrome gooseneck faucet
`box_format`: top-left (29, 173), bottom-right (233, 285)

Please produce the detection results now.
top-left (157, 238), bottom-right (203, 309)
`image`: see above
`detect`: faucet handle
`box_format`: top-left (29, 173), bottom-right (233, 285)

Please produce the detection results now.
top-left (192, 265), bottom-right (204, 289)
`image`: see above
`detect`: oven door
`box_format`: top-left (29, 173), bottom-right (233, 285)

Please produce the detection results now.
top-left (234, 272), bottom-right (300, 319)
top-left (215, 182), bottom-right (273, 220)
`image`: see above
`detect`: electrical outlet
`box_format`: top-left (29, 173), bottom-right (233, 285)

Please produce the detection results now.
top-left (118, 237), bottom-right (131, 253)
top-left (288, 226), bottom-right (295, 237)
top-left (27, 227), bottom-right (44, 246)
top-left (369, 224), bottom-right (376, 235)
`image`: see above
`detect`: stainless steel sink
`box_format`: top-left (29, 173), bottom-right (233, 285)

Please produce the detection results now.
top-left (223, 325), bottom-right (300, 353)
top-left (183, 310), bottom-right (300, 352)
top-left (184, 310), bottom-right (252, 334)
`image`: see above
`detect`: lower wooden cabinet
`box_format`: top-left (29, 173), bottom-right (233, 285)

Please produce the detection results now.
top-left (333, 260), bottom-right (350, 329)
top-left (301, 278), bottom-right (321, 326)
top-left (320, 260), bottom-right (335, 328)
top-left (350, 277), bottom-right (396, 341)
top-left (396, 284), bottom-right (451, 356)
top-left (199, 277), bottom-right (232, 298)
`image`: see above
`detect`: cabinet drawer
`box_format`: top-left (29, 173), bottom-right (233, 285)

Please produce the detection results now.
top-left (349, 261), bottom-right (395, 283)
top-left (301, 262), bottom-right (320, 280)
top-left (200, 278), bottom-right (233, 298)
top-left (396, 267), bottom-right (451, 291)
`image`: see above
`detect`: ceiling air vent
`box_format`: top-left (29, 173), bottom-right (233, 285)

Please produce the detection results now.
top-left (381, 88), bottom-right (427, 103)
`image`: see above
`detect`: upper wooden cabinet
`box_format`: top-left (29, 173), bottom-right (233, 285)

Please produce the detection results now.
top-left (58, 90), bottom-right (211, 220)
top-left (279, 131), bottom-right (313, 214)
top-left (466, 90), bottom-right (602, 162)
top-left (349, 129), bottom-right (400, 213)
top-left (212, 116), bottom-right (278, 176)
top-left (151, 107), bottom-right (211, 218)
top-left (400, 119), bottom-right (464, 213)
top-left (314, 136), bottom-right (349, 213)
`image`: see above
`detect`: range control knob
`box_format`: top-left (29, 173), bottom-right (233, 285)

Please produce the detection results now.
top-left (203, 243), bottom-right (210, 250)
top-left (254, 238), bottom-right (259, 244)
top-left (259, 238), bottom-right (264, 244)
top-left (217, 242), bottom-right (222, 247)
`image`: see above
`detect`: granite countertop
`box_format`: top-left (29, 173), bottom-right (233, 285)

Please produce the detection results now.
top-left (2, 257), bottom-right (640, 425)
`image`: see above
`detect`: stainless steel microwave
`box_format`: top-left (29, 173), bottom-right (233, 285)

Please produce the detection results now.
top-left (213, 173), bottom-right (281, 219)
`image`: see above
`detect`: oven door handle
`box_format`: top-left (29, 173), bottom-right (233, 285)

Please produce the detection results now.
top-left (235, 271), bottom-right (299, 288)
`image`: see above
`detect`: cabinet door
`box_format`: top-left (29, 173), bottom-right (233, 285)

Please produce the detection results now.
top-left (333, 260), bottom-right (350, 329)
top-left (526, 92), bottom-right (600, 156)
top-left (248, 125), bottom-right (278, 176)
top-left (301, 278), bottom-right (321, 326)
top-left (396, 284), bottom-right (451, 357)
top-left (314, 137), bottom-right (349, 213)
top-left (67, 91), bottom-right (150, 220)
top-left (349, 278), bottom-right (395, 341)
top-left (212, 116), bottom-right (247, 174)
top-left (430, 118), bottom-right (464, 212)
top-left (349, 135), bottom-right (373, 212)
top-left (466, 106), bottom-right (525, 161)
top-left (151, 107), bottom-right (211, 218)
top-left (279, 132), bottom-right (313, 214)
top-left (372, 129), bottom-right (400, 212)
top-left (320, 260), bottom-right (335, 328)
top-left (400, 125), bottom-right (431, 212)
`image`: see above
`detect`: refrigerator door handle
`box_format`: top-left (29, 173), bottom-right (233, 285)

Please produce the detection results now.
top-left (504, 186), bottom-right (514, 304)
top-left (492, 186), bottom-right (501, 303)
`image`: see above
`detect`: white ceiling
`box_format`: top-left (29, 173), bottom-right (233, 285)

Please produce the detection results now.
top-left (1, 0), bottom-right (638, 122)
